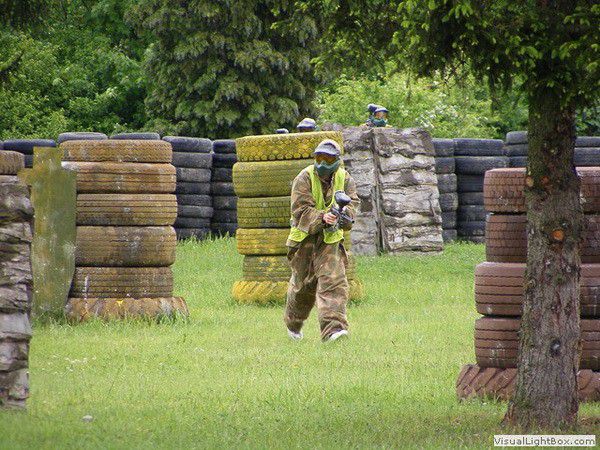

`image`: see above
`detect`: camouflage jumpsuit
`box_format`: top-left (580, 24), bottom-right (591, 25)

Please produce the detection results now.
top-left (284, 168), bottom-right (359, 340)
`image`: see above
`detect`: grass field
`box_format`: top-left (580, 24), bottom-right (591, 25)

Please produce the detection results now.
top-left (1, 239), bottom-right (598, 449)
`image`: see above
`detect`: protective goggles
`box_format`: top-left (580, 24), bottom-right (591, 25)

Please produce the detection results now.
top-left (314, 154), bottom-right (338, 165)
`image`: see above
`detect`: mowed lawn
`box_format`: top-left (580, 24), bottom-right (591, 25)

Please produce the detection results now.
top-left (1, 239), bottom-right (599, 449)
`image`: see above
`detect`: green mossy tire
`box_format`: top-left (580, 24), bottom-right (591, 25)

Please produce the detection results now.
top-left (0, 151), bottom-right (25, 175)
top-left (233, 159), bottom-right (311, 197)
top-left (236, 228), bottom-right (352, 255)
top-left (237, 196), bottom-right (290, 228)
top-left (61, 140), bottom-right (172, 163)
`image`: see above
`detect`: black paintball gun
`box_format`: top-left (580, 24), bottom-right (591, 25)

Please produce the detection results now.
top-left (325, 191), bottom-right (354, 232)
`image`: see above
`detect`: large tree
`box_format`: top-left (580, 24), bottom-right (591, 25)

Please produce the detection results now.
top-left (130, 0), bottom-right (321, 139)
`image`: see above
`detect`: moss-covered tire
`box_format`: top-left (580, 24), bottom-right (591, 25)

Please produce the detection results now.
top-left (66, 297), bottom-right (188, 321)
top-left (235, 131), bottom-right (343, 162)
top-left (236, 228), bottom-right (351, 255)
top-left (70, 267), bottom-right (173, 298)
top-left (0, 151), bottom-right (25, 175)
top-left (242, 255), bottom-right (356, 281)
top-left (75, 226), bottom-right (176, 267)
top-left (63, 162), bottom-right (176, 193)
top-left (233, 159), bottom-right (311, 197)
top-left (76, 194), bottom-right (177, 226)
top-left (237, 196), bottom-right (290, 228)
top-left (61, 140), bottom-right (172, 163)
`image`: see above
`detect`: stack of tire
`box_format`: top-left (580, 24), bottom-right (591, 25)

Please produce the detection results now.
top-left (0, 151), bottom-right (33, 408)
top-left (454, 139), bottom-right (508, 243)
top-left (433, 139), bottom-right (457, 242)
top-left (163, 136), bottom-right (213, 240)
top-left (505, 131), bottom-right (600, 168)
top-left (2, 139), bottom-right (56, 168)
top-left (231, 131), bottom-right (363, 305)
top-left (60, 139), bottom-right (188, 320)
top-left (456, 167), bottom-right (600, 401)
top-left (211, 140), bottom-right (238, 236)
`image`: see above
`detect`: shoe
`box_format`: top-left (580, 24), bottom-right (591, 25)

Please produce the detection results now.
top-left (326, 329), bottom-right (349, 342)
top-left (287, 329), bottom-right (303, 341)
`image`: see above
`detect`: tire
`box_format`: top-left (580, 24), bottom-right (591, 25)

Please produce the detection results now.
top-left (62, 162), bottom-right (176, 194)
top-left (439, 193), bottom-right (458, 211)
top-left (576, 136), bottom-right (600, 147)
top-left (176, 168), bottom-right (211, 183)
top-left (475, 262), bottom-right (600, 317)
top-left (212, 167), bottom-right (233, 182)
top-left (24, 155), bottom-right (33, 168)
top-left (212, 209), bottom-right (237, 222)
top-left (70, 267), bottom-right (173, 298)
top-left (236, 228), bottom-right (352, 255)
top-left (175, 182), bottom-right (211, 195)
top-left (212, 196), bottom-right (237, 210)
top-left (236, 131), bottom-right (343, 162)
top-left (211, 182), bottom-right (235, 196)
top-left (432, 138), bottom-right (455, 157)
top-left (233, 159), bottom-right (311, 197)
top-left (442, 229), bottom-right (457, 242)
top-left (504, 144), bottom-right (528, 157)
top-left (454, 139), bottom-right (504, 156)
top-left (457, 205), bottom-right (486, 222)
top-left (460, 192), bottom-right (484, 205)
top-left (457, 175), bottom-right (484, 193)
top-left (176, 194), bottom-right (211, 207)
top-left (457, 221), bottom-right (486, 237)
top-left (77, 194), bottom-right (177, 226)
top-left (441, 211), bottom-right (457, 229)
top-left (110, 132), bottom-right (160, 140)
top-left (505, 131), bottom-right (527, 145)
top-left (509, 156), bottom-right (527, 168)
top-left (65, 297), bottom-right (188, 321)
top-left (162, 136), bottom-right (212, 153)
top-left (172, 152), bottom-right (212, 169)
top-left (75, 226), bottom-right (176, 267)
top-left (242, 255), bottom-right (356, 281)
top-left (177, 205), bottom-right (213, 218)
top-left (575, 148), bottom-right (600, 167)
top-left (0, 151), bottom-right (24, 175)
top-left (175, 228), bottom-right (211, 240)
top-left (455, 156), bottom-right (509, 175)
top-left (174, 217), bottom-right (211, 228)
top-left (212, 139), bottom-right (236, 154)
top-left (435, 157), bottom-right (455, 174)
top-left (211, 222), bottom-right (238, 236)
top-left (61, 140), bottom-right (172, 163)
top-left (237, 196), bottom-right (289, 228)
top-left (3, 139), bottom-right (56, 155)
top-left (212, 153), bottom-right (238, 168)
top-left (57, 132), bottom-right (107, 144)
top-left (437, 173), bottom-right (457, 194)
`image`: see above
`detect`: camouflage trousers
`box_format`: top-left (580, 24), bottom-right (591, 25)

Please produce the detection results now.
top-left (284, 234), bottom-right (349, 340)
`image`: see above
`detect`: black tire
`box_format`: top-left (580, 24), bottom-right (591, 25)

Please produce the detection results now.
top-left (175, 182), bottom-right (211, 195)
top-left (435, 157), bottom-right (455, 174)
top-left (457, 175), bottom-right (484, 193)
top-left (177, 205), bottom-right (213, 218)
top-left (111, 132), bottom-right (161, 140)
top-left (576, 136), bottom-right (600, 147)
top-left (0, 141), bottom-right (3, 150)
top-left (3, 139), bottom-right (56, 155)
top-left (460, 191), bottom-right (484, 205)
top-left (176, 228), bottom-right (211, 240)
top-left (57, 132), bottom-right (107, 144)
top-left (455, 156), bottom-right (509, 175)
top-left (211, 182), bottom-right (235, 195)
top-left (457, 221), bottom-right (486, 237)
top-left (212, 167), bottom-right (233, 182)
top-left (176, 167), bottom-right (212, 183)
top-left (575, 148), bottom-right (600, 167)
top-left (437, 173), bottom-right (457, 194)
top-left (505, 131), bottom-right (528, 145)
top-left (439, 193), bottom-right (458, 211)
top-left (213, 153), bottom-right (237, 168)
top-left (174, 217), bottom-right (211, 228)
top-left (504, 143), bottom-right (528, 156)
top-left (442, 211), bottom-right (457, 229)
top-left (211, 222), bottom-right (238, 236)
top-left (454, 139), bottom-right (504, 156)
top-left (24, 155), bottom-right (33, 168)
top-left (212, 196), bottom-right (237, 210)
top-left (213, 209), bottom-right (237, 222)
top-left (162, 136), bottom-right (212, 153)
top-left (510, 156), bottom-right (528, 168)
top-left (432, 138), bottom-right (455, 157)
top-left (442, 229), bottom-right (457, 242)
top-left (458, 205), bottom-right (487, 222)
top-left (213, 139), bottom-right (236, 154)
top-left (176, 194), bottom-right (212, 207)
top-left (172, 152), bottom-right (212, 169)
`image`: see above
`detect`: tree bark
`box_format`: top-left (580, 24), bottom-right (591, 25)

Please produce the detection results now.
top-left (504, 89), bottom-right (582, 428)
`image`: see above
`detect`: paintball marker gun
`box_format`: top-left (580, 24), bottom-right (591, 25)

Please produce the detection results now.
top-left (325, 191), bottom-right (354, 232)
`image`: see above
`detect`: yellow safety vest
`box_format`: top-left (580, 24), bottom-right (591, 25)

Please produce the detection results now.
top-left (288, 165), bottom-right (346, 244)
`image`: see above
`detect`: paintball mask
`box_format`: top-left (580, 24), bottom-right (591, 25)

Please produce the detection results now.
top-left (372, 106), bottom-right (389, 127)
top-left (313, 139), bottom-right (341, 177)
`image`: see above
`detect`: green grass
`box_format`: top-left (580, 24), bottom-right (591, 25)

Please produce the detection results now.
top-left (1, 239), bottom-right (598, 449)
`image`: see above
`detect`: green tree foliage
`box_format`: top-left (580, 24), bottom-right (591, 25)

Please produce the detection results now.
top-left (130, 0), bottom-right (321, 139)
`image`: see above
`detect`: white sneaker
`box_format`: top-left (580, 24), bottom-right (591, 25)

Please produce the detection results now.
top-left (327, 330), bottom-right (349, 342)
top-left (287, 329), bottom-right (303, 341)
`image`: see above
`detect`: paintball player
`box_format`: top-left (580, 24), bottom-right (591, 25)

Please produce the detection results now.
top-left (365, 104), bottom-right (390, 127)
top-left (296, 118), bottom-right (317, 133)
top-left (285, 139), bottom-right (359, 342)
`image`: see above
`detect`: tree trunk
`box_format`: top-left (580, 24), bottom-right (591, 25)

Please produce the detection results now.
top-left (504, 89), bottom-right (582, 429)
